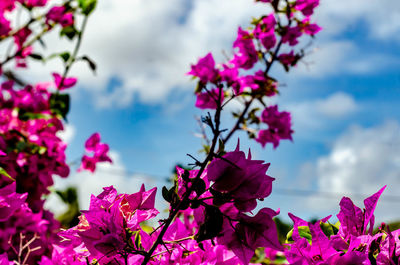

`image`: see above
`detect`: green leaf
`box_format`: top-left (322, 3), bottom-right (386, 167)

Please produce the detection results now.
top-left (162, 186), bottom-right (171, 203)
top-left (134, 230), bottom-right (142, 249)
top-left (60, 26), bottom-right (78, 40)
top-left (180, 199), bottom-right (190, 210)
top-left (16, 141), bottom-right (27, 152)
top-left (190, 199), bottom-right (201, 209)
top-left (50, 93), bottom-right (70, 120)
top-left (286, 226), bottom-right (312, 244)
top-left (81, 55), bottom-right (97, 74)
top-left (38, 37), bottom-right (46, 48)
top-left (28, 53), bottom-right (43, 61)
top-left (0, 167), bottom-right (15, 181)
top-left (194, 205), bottom-right (223, 242)
top-left (217, 138), bottom-right (225, 155)
top-left (193, 178), bottom-right (206, 196)
top-left (194, 81), bottom-right (204, 93)
top-left (78, 0), bottom-right (97, 15)
top-left (18, 111), bottom-right (48, 121)
top-left (38, 146), bottom-right (47, 155)
top-left (59, 52), bottom-right (71, 63)
top-left (56, 187), bottom-right (78, 204)
top-left (320, 222), bottom-right (337, 238)
top-left (181, 169), bottom-right (190, 182)
top-left (298, 226), bottom-right (312, 243)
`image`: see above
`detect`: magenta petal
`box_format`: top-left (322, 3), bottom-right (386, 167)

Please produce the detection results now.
top-left (363, 185), bottom-right (386, 234)
top-left (85, 132), bottom-right (101, 152)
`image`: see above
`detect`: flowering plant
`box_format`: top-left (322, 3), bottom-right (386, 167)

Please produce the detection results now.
top-left (0, 0), bottom-right (397, 264)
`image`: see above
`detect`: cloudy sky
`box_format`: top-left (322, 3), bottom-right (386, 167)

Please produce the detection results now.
top-left (26, 0), bottom-right (400, 223)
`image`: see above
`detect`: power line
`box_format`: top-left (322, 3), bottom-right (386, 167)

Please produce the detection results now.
top-left (70, 166), bottom-right (400, 203)
top-left (273, 188), bottom-right (400, 203)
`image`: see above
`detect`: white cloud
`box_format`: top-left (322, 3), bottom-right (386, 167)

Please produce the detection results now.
top-left (4, 0), bottom-right (271, 108)
top-left (76, 0), bottom-right (398, 106)
top-left (69, 0), bottom-right (268, 108)
top-left (297, 121), bottom-right (400, 221)
top-left (315, 92), bottom-right (357, 118)
top-left (317, 121), bottom-right (400, 194)
top-left (292, 41), bottom-right (356, 77)
top-left (44, 150), bottom-right (165, 215)
top-left (315, 0), bottom-right (400, 41)
top-left (56, 123), bottom-right (76, 144)
top-left (4, 0), bottom-right (399, 108)
top-left (287, 92), bottom-right (358, 132)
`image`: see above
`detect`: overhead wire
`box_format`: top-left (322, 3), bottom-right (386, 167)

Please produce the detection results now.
top-left (69, 165), bottom-right (400, 203)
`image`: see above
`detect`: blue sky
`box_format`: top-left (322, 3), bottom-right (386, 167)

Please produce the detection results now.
top-left (36, 0), bottom-right (400, 222)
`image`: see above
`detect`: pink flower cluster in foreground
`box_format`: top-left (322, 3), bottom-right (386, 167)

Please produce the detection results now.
top-left (285, 186), bottom-right (400, 264)
top-left (0, 1), bottom-right (110, 262)
top-left (0, 182), bottom-right (59, 264)
top-left (0, 76), bottom-right (111, 262)
top-left (0, 80), bottom-right (69, 210)
top-left (41, 143), bottom-right (281, 264)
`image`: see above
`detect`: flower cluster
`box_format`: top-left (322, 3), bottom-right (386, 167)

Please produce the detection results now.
top-left (0, 182), bottom-right (59, 264)
top-left (256, 105), bottom-right (293, 148)
top-left (46, 6), bottom-right (74, 28)
top-left (0, 80), bottom-right (70, 210)
top-left (284, 186), bottom-right (400, 264)
top-left (45, 184), bottom-right (252, 264)
top-left (187, 0), bottom-right (320, 148)
top-left (167, 143), bottom-right (282, 265)
top-left (35, 0), bottom-right (322, 264)
top-left (0, 0), bottom-right (110, 263)
top-left (45, 185), bottom-right (158, 264)
top-left (79, 133), bottom-right (112, 173)
top-left (0, 0), bottom-right (77, 73)
top-left (8, 0), bottom-right (398, 264)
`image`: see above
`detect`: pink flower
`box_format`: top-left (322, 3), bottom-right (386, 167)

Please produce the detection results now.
top-left (187, 53), bottom-right (219, 83)
top-left (253, 14), bottom-right (276, 50)
top-left (236, 70), bottom-right (277, 96)
top-left (0, 0), bottom-right (16, 12)
top-left (13, 28), bottom-right (32, 68)
top-left (78, 132), bottom-right (112, 173)
top-left (0, 14), bottom-right (11, 37)
top-left (0, 182), bottom-right (27, 221)
top-left (84, 132), bottom-right (100, 152)
top-left (0, 253), bottom-right (12, 265)
top-left (294, 0), bottom-right (320, 17)
top-left (207, 143), bottom-right (274, 211)
top-left (19, 0), bottom-right (47, 8)
top-left (278, 51), bottom-right (297, 66)
top-left (256, 105), bottom-right (293, 148)
top-left (195, 88), bottom-right (224, 109)
top-left (376, 228), bottom-right (400, 264)
top-left (59, 12), bottom-right (74, 27)
top-left (220, 64), bottom-right (238, 84)
top-left (57, 185), bottom-right (158, 263)
top-left (79, 155), bottom-right (96, 173)
top-left (337, 186), bottom-right (386, 240)
top-left (301, 18), bottom-right (322, 35)
top-left (46, 6), bottom-right (65, 23)
top-left (282, 26), bottom-right (302, 46)
top-left (52, 72), bottom-right (77, 90)
top-left (218, 208), bottom-right (282, 264)
top-left (259, 31), bottom-right (276, 50)
top-left (231, 27), bottom-right (258, 69)
top-left (13, 27), bottom-right (31, 51)
top-left (285, 213), bottom-right (339, 264)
